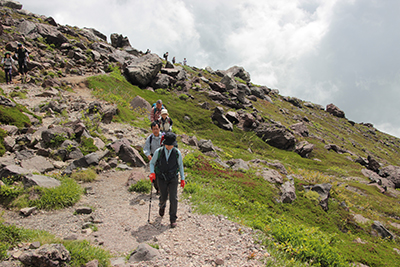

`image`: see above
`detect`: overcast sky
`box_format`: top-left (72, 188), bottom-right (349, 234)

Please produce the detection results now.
top-left (21, 0), bottom-right (400, 138)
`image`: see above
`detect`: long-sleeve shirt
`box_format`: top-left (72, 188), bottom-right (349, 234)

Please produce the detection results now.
top-left (143, 134), bottom-right (163, 156)
top-left (1, 57), bottom-right (14, 69)
top-left (150, 147), bottom-right (185, 180)
top-left (150, 107), bottom-right (163, 122)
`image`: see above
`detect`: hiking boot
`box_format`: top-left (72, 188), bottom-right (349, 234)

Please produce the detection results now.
top-left (159, 206), bottom-right (165, 217)
top-left (170, 222), bottom-right (177, 228)
top-left (156, 190), bottom-right (160, 195)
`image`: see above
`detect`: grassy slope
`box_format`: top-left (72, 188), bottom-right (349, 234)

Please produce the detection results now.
top-left (88, 68), bottom-right (400, 266)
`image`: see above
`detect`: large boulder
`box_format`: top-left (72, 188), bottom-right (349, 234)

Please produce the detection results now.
top-left (226, 159), bottom-right (249, 171)
top-left (379, 165), bottom-right (400, 188)
top-left (294, 141), bottom-right (315, 158)
top-left (198, 139), bottom-right (215, 153)
top-left (151, 73), bottom-right (170, 89)
top-left (0, 0), bottom-right (23, 9)
top-left (128, 243), bottom-right (160, 262)
top-left (21, 156), bottom-right (54, 173)
top-left (281, 181), bottom-right (296, 203)
top-left (220, 74), bottom-right (237, 91)
top-left (0, 165), bottom-right (30, 181)
top-left (367, 155), bottom-right (381, 173)
top-left (290, 122), bottom-right (309, 137)
top-left (372, 221), bottom-right (394, 240)
top-left (226, 66), bottom-right (251, 83)
top-left (0, 95), bottom-right (16, 107)
top-left (19, 243), bottom-right (71, 267)
top-left (326, 103), bottom-right (345, 118)
top-left (110, 33), bottom-right (131, 48)
top-left (130, 96), bottom-right (151, 113)
top-left (210, 82), bottom-right (227, 93)
top-left (118, 144), bottom-right (146, 167)
top-left (123, 54), bottom-right (163, 87)
top-left (303, 183), bottom-right (332, 211)
top-left (255, 123), bottom-right (296, 150)
top-left (260, 168), bottom-right (283, 184)
top-left (212, 107), bottom-right (233, 131)
top-left (22, 174), bottom-right (61, 189)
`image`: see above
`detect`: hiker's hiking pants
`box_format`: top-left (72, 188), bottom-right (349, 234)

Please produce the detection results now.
top-left (158, 175), bottom-right (178, 223)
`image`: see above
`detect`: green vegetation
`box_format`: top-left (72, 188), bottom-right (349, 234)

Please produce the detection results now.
top-left (0, 177), bottom-right (83, 210)
top-left (79, 136), bottom-right (98, 155)
top-left (0, 105), bottom-right (31, 128)
top-left (0, 221), bottom-right (111, 265)
top-left (128, 179), bottom-right (151, 194)
top-left (70, 168), bottom-right (97, 182)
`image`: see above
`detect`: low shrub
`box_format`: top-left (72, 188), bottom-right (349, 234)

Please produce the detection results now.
top-left (70, 168), bottom-right (97, 182)
top-left (128, 179), bottom-right (151, 194)
top-left (79, 136), bottom-right (98, 155)
top-left (0, 105), bottom-right (31, 128)
top-left (183, 182), bottom-right (201, 194)
top-left (29, 178), bottom-right (83, 210)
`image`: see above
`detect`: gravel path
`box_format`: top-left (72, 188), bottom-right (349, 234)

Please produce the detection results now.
top-left (1, 168), bottom-right (268, 266)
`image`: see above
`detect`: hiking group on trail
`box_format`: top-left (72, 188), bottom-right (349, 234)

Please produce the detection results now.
top-left (1, 42), bottom-right (30, 84)
top-left (145, 99), bottom-right (185, 228)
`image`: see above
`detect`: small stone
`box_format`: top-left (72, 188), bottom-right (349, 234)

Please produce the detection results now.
top-left (75, 207), bottom-right (93, 214)
top-left (29, 241), bottom-right (41, 249)
top-left (85, 259), bottom-right (99, 267)
top-left (64, 233), bottom-right (78, 240)
top-left (12, 250), bottom-right (23, 259)
top-left (215, 258), bottom-right (224, 265)
top-left (139, 199), bottom-right (146, 205)
top-left (82, 228), bottom-right (93, 235)
top-left (20, 207), bottom-right (37, 217)
top-left (82, 222), bottom-right (92, 229)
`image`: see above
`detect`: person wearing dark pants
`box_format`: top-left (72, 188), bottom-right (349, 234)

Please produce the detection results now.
top-left (143, 122), bottom-right (163, 194)
top-left (149, 132), bottom-right (185, 228)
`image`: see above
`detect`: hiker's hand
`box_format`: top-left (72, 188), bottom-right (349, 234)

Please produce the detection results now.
top-left (180, 180), bottom-right (185, 188)
top-left (147, 155), bottom-right (152, 161)
top-left (149, 173), bottom-right (156, 182)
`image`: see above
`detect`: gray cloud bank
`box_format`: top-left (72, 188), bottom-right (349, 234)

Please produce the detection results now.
top-left (22, 0), bottom-right (400, 137)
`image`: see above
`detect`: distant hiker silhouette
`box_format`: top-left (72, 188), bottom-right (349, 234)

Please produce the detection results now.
top-left (15, 43), bottom-right (29, 83)
top-left (2, 51), bottom-right (14, 84)
top-left (163, 52), bottom-right (168, 61)
top-left (183, 58), bottom-right (187, 66)
top-left (172, 57), bottom-right (175, 64)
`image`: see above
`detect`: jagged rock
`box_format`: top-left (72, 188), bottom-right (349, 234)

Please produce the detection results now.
top-left (290, 122), bottom-right (309, 137)
top-left (295, 141), bottom-right (315, 158)
top-left (84, 27), bottom-right (107, 41)
top-left (20, 206), bottom-right (37, 217)
top-left (0, 155), bottom-right (16, 167)
top-left (255, 123), bottom-right (296, 150)
top-left (3, 136), bottom-right (15, 151)
top-left (212, 107), bottom-right (233, 131)
top-left (199, 102), bottom-right (210, 110)
top-left (151, 73), bottom-right (170, 89)
top-left (19, 243), bottom-right (71, 267)
top-left (41, 126), bottom-right (70, 144)
top-left (0, 95), bottom-right (16, 107)
top-left (118, 143), bottom-right (146, 167)
top-left (63, 151), bottom-right (109, 175)
top-left (45, 16), bottom-right (57, 27)
top-left (324, 144), bottom-right (348, 154)
top-left (361, 168), bottom-right (383, 184)
top-left (326, 103), bottom-right (345, 118)
top-left (220, 74), bottom-right (237, 91)
top-left (109, 49), bottom-right (135, 64)
top-left (23, 174), bottom-right (61, 188)
top-left (379, 165), bottom-right (400, 188)
top-left (303, 183), bottom-right (332, 211)
top-left (102, 106), bottom-right (119, 124)
top-left (198, 139), bottom-right (215, 153)
top-left (75, 207), bottom-right (93, 215)
top-left (1, 125), bottom-right (18, 135)
top-left (237, 83), bottom-right (251, 95)
top-left (130, 96), bottom-right (151, 114)
top-left (226, 66), bottom-right (251, 83)
top-left (0, 0), bottom-right (23, 9)
top-left (226, 111), bottom-right (239, 124)
top-left (110, 33), bottom-right (131, 48)
top-left (128, 243), bottom-right (160, 262)
top-left (249, 86), bottom-right (266, 100)
top-left (188, 136), bottom-right (198, 147)
top-left (372, 221), bottom-right (394, 239)
top-left (160, 68), bottom-right (179, 78)
top-left (283, 96), bottom-right (302, 108)
top-left (21, 156), bottom-right (54, 173)
top-left (261, 168), bottom-right (283, 184)
top-left (367, 155), bottom-right (380, 173)
top-left (108, 138), bottom-right (131, 153)
top-left (124, 54), bottom-right (163, 87)
top-left (281, 181), bottom-right (296, 203)
top-left (210, 82), bottom-right (226, 93)
top-left (176, 69), bottom-right (187, 81)
top-left (240, 112), bottom-right (256, 129)
top-left (226, 159), bottom-right (249, 171)
top-left (0, 165), bottom-right (30, 181)
top-left (208, 91), bottom-right (225, 101)
top-left (355, 156), bottom-right (368, 166)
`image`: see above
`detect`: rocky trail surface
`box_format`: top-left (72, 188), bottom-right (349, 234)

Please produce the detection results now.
top-left (1, 168), bottom-right (268, 267)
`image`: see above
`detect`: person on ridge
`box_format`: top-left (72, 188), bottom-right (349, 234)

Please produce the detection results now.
top-left (172, 56), bottom-right (176, 64)
top-left (149, 132), bottom-right (185, 228)
top-left (143, 122), bottom-right (164, 194)
top-left (2, 51), bottom-right (14, 84)
top-left (163, 52), bottom-right (168, 61)
top-left (158, 109), bottom-right (173, 133)
top-left (150, 99), bottom-right (164, 122)
top-left (15, 43), bottom-right (29, 83)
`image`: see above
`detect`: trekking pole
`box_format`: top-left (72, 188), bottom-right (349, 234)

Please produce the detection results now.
top-left (148, 181), bottom-right (153, 224)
